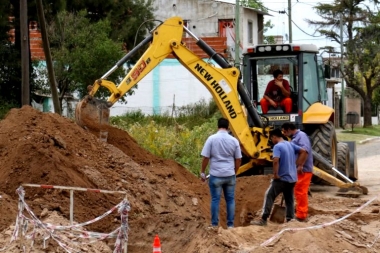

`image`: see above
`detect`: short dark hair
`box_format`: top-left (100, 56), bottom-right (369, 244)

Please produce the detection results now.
top-left (270, 128), bottom-right (285, 138)
top-left (281, 122), bottom-right (296, 131)
top-left (273, 69), bottom-right (283, 78)
top-left (218, 118), bottom-right (229, 129)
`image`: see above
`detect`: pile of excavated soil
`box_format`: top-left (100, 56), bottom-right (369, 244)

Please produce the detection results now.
top-left (3, 107), bottom-right (377, 252)
top-left (0, 106), bottom-right (271, 252)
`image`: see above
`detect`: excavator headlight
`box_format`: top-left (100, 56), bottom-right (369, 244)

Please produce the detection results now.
top-left (283, 45), bottom-right (290, 51)
top-left (275, 46), bottom-right (282, 51)
top-left (265, 46), bottom-right (272, 51)
top-left (258, 46), bottom-right (265, 52)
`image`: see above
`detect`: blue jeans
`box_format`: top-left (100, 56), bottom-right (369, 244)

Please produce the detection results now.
top-left (208, 175), bottom-right (236, 227)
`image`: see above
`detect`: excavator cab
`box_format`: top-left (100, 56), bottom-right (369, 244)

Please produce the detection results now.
top-left (243, 44), bottom-right (329, 129)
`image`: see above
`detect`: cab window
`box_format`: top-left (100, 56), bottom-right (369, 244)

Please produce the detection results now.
top-left (302, 53), bottom-right (319, 110)
top-left (253, 56), bottom-right (298, 112)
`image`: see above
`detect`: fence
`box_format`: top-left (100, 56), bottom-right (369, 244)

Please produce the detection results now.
top-left (111, 105), bottom-right (216, 117)
top-left (1, 185), bottom-right (130, 253)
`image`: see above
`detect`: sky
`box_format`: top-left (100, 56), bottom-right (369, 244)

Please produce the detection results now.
top-left (219, 0), bottom-right (340, 53)
top-left (262, 0), bottom-right (339, 51)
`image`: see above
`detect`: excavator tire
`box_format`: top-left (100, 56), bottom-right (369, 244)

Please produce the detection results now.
top-left (337, 142), bottom-right (350, 179)
top-left (310, 121), bottom-right (338, 184)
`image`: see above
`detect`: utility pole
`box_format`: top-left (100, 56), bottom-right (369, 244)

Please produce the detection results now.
top-left (234, 0), bottom-right (240, 67)
top-left (288, 0), bottom-right (292, 43)
top-left (20, 0), bottom-right (30, 106)
top-left (340, 13), bottom-right (345, 127)
top-left (36, 0), bottom-right (61, 115)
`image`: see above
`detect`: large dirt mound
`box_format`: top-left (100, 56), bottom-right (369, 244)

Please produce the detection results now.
top-left (0, 106), bottom-right (272, 252)
top-left (1, 106), bottom-right (380, 252)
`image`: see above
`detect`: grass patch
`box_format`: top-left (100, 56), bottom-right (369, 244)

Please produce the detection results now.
top-left (341, 125), bottom-right (380, 136)
top-left (110, 100), bottom-right (221, 175)
top-left (337, 132), bottom-right (375, 144)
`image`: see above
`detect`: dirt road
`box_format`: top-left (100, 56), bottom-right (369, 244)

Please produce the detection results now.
top-left (357, 139), bottom-right (380, 196)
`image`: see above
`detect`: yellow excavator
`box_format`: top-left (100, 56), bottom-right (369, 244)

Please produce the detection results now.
top-left (75, 17), bottom-right (366, 197)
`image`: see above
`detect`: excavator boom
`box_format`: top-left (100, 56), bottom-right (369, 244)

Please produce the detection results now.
top-left (75, 17), bottom-right (270, 160)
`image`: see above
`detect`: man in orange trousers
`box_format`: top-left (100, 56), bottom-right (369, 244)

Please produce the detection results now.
top-left (260, 69), bottom-right (292, 114)
top-left (282, 123), bottom-right (313, 221)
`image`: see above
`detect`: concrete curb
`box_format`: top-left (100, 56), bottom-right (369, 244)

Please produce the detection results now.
top-left (359, 137), bottom-right (380, 144)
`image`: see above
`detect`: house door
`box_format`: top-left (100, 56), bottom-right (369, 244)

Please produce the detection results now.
top-left (218, 20), bottom-right (234, 37)
top-left (218, 19), bottom-right (242, 60)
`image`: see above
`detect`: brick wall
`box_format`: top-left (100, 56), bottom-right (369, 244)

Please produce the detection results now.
top-left (9, 20), bottom-right (227, 61)
top-left (8, 19), bottom-right (45, 60)
top-left (169, 37), bottom-right (227, 59)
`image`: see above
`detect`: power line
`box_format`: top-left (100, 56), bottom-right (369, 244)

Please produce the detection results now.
top-left (283, 11), bottom-right (324, 38)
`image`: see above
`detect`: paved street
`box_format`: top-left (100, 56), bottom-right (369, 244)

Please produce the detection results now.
top-left (357, 139), bottom-right (380, 198)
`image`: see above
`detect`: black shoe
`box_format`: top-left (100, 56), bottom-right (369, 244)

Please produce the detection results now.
top-left (250, 219), bottom-right (267, 226)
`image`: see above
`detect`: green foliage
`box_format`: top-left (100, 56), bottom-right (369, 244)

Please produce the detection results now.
top-left (0, 1), bottom-right (21, 106)
top-left (111, 99), bottom-right (219, 129)
top-left (34, 11), bottom-right (126, 99)
top-left (263, 20), bottom-right (275, 44)
top-left (110, 100), bottom-right (221, 175)
top-left (341, 125), bottom-right (380, 136)
top-left (46, 0), bottom-right (155, 58)
top-left (240, 0), bottom-right (266, 11)
top-left (0, 97), bottom-right (18, 119)
top-left (308, 0), bottom-right (380, 127)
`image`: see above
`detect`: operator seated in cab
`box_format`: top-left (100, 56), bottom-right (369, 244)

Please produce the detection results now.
top-left (260, 69), bottom-right (292, 114)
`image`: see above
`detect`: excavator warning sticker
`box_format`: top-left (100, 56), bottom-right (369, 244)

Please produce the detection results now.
top-left (290, 114), bottom-right (297, 122)
top-left (219, 79), bottom-right (231, 94)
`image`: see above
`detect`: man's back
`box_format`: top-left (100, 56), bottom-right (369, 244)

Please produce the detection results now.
top-left (292, 130), bottom-right (313, 172)
top-left (273, 141), bottom-right (300, 183)
top-left (201, 130), bottom-right (241, 177)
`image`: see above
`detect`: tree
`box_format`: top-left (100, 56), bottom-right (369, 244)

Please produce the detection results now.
top-left (34, 11), bottom-right (126, 107)
top-left (0, 1), bottom-right (39, 109)
top-left (240, 0), bottom-right (266, 11)
top-left (44, 0), bottom-right (155, 55)
top-left (263, 20), bottom-right (275, 44)
top-left (307, 0), bottom-right (380, 127)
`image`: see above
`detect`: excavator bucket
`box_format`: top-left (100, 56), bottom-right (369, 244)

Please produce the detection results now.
top-left (75, 96), bottom-right (110, 131)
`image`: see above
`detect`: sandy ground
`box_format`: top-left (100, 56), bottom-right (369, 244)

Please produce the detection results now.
top-left (0, 107), bottom-right (380, 252)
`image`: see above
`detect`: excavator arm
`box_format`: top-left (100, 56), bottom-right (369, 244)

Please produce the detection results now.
top-left (76, 17), bottom-right (273, 168)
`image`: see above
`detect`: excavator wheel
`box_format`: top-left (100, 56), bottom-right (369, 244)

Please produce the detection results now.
top-left (310, 121), bottom-right (338, 185)
top-left (75, 96), bottom-right (110, 131)
top-left (337, 142), bottom-right (350, 179)
top-left (343, 141), bottom-right (359, 181)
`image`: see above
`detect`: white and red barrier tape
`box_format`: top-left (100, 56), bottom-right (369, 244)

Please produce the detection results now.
top-left (0, 186), bottom-right (130, 253)
top-left (261, 194), bottom-right (380, 247)
top-left (22, 183), bottom-right (127, 195)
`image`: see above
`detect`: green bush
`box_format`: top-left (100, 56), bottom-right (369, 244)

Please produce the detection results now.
top-left (110, 100), bottom-right (221, 175)
top-left (0, 98), bottom-right (18, 119)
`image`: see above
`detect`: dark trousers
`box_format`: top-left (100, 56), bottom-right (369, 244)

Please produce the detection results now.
top-left (261, 179), bottom-right (296, 221)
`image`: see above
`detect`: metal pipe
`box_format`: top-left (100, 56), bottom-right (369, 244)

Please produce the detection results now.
top-left (183, 26), bottom-right (199, 41)
top-left (101, 35), bottom-right (153, 79)
top-left (238, 81), bottom-right (263, 128)
top-left (184, 26), bottom-right (231, 68)
top-left (331, 166), bottom-right (354, 184)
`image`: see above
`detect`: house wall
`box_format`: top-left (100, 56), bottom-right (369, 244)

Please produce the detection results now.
top-left (32, 98), bottom-right (76, 118)
top-left (111, 59), bottom-right (213, 116)
top-left (153, 0), bottom-right (261, 47)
